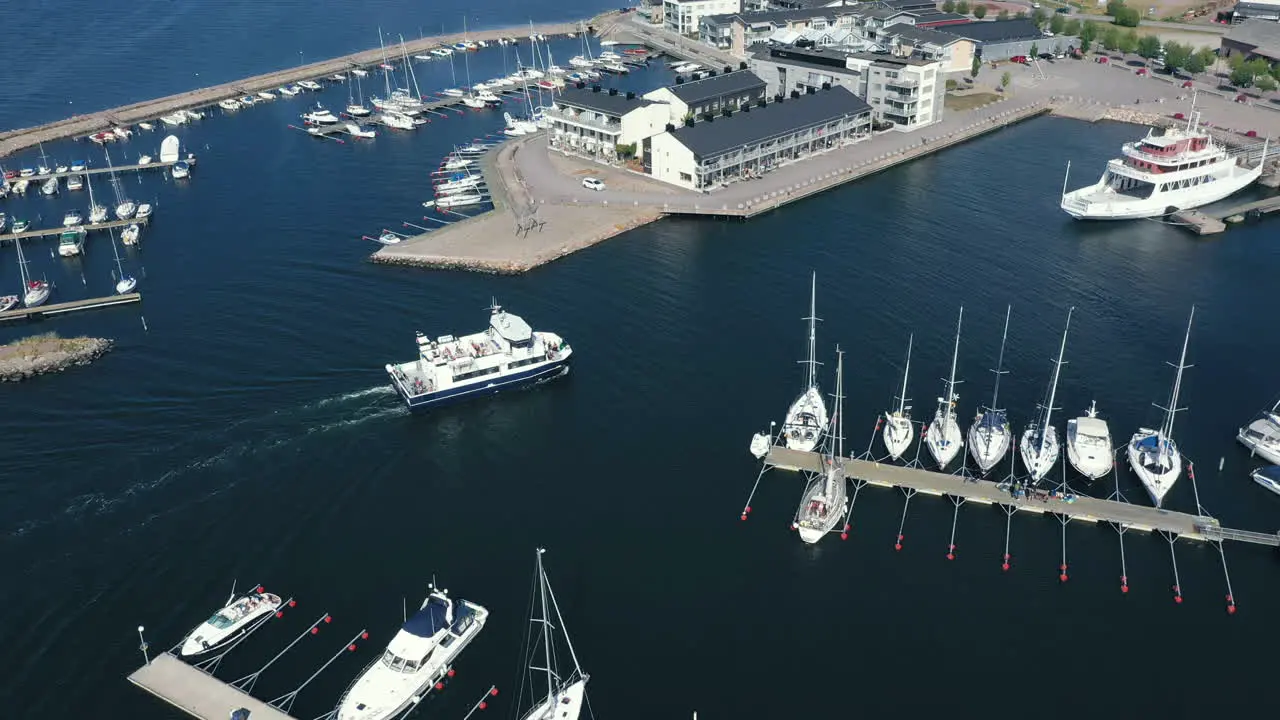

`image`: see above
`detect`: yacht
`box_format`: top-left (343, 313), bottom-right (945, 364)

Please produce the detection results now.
top-left (257, 90), bottom-right (276, 101)
top-left (180, 588), bottom-right (283, 656)
top-left (40, 176), bottom-right (58, 195)
top-left (302, 105), bottom-right (340, 124)
top-left (171, 161), bottom-right (191, 179)
top-left (57, 228), bottom-right (86, 257)
top-left (239, 95), bottom-right (257, 106)
top-left (278, 85), bottom-right (299, 96)
top-left (298, 80), bottom-right (322, 91)
top-left (1128, 308), bottom-right (1196, 507)
top-left (138, 155), bottom-right (153, 166)
top-left (1061, 112), bottom-right (1266, 220)
top-left (794, 349), bottom-right (848, 545)
top-left (780, 274), bottom-right (828, 454)
top-left (1237, 398), bottom-right (1280, 465)
top-left (66, 174), bottom-right (84, 191)
top-left (422, 192), bottom-right (484, 209)
top-left (512, 549), bottom-right (590, 720)
top-left (121, 224), bottom-right (141, 246)
top-left (1252, 466), bottom-right (1280, 496)
top-left (136, 203), bottom-right (153, 220)
top-left (882, 334), bottom-right (915, 461)
top-left (1066, 401), bottom-right (1114, 479)
top-left (16, 236), bottom-right (49, 307)
top-left (1018, 308), bottom-right (1072, 482)
top-left (218, 98), bottom-right (241, 111)
top-left (385, 301), bottom-right (571, 412)
top-left (160, 113), bottom-right (187, 126)
top-left (968, 306), bottom-right (1012, 474)
top-left (335, 587), bottom-right (488, 720)
top-left (926, 308), bottom-right (964, 469)
top-left (378, 112), bottom-right (414, 130)
top-left (62, 209), bottom-right (84, 227)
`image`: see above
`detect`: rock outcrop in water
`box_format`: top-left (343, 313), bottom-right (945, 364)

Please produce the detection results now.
top-left (0, 333), bottom-right (113, 382)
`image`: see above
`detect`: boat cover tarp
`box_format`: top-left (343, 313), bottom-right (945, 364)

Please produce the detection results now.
top-left (230, 709), bottom-right (250, 720)
top-left (159, 135), bottom-right (180, 163)
top-left (402, 597), bottom-right (450, 638)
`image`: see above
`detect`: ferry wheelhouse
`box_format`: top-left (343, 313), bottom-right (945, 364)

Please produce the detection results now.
top-left (1061, 114), bottom-right (1264, 220)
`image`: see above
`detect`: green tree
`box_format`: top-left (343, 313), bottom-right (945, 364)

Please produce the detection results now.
top-left (1063, 18), bottom-right (1082, 36)
top-left (1118, 29), bottom-right (1139, 54)
top-left (1162, 41), bottom-right (1190, 71)
top-left (997, 8), bottom-right (1010, 19)
top-left (1136, 35), bottom-right (1162, 60)
top-left (1102, 25), bottom-right (1122, 51)
top-left (956, 0), bottom-right (970, 14)
top-left (1256, 74), bottom-right (1278, 93)
top-left (1184, 48), bottom-right (1209, 74)
top-left (971, 54), bottom-right (982, 78)
top-left (1032, 7), bottom-right (1048, 26)
top-left (974, 4), bottom-right (988, 18)
top-left (1114, 6), bottom-right (1141, 26)
top-left (1194, 47), bottom-right (1217, 69)
top-left (1230, 62), bottom-right (1256, 87)
top-left (1079, 21), bottom-right (1098, 50)
top-left (942, 0), bottom-right (955, 11)
top-left (1030, 42), bottom-right (1040, 57)
top-left (1001, 70), bottom-right (1012, 89)
top-left (1049, 13), bottom-right (1066, 34)
top-left (1105, 0), bottom-right (1126, 16)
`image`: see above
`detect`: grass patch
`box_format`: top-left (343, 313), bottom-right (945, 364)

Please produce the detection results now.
top-left (10, 332), bottom-right (60, 347)
top-left (945, 92), bottom-right (1000, 111)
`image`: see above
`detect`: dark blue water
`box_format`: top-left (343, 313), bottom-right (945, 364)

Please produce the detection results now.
top-left (4, 3), bottom-right (1280, 718)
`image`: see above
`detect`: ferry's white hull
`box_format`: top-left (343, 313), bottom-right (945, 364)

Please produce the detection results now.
top-left (925, 413), bottom-right (962, 469)
top-left (882, 412), bottom-right (913, 460)
top-left (1127, 430), bottom-right (1181, 507)
top-left (1062, 162), bottom-right (1260, 220)
top-left (782, 386), bottom-right (827, 454)
top-left (1018, 427), bottom-right (1060, 482)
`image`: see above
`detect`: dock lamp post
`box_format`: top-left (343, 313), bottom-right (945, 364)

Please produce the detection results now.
top-left (137, 625), bottom-right (151, 665)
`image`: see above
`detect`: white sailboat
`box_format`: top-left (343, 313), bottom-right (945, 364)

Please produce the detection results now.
top-left (882, 334), bottom-right (915, 461)
top-left (780, 273), bottom-right (828, 453)
top-left (794, 348), bottom-right (848, 545)
top-left (514, 549), bottom-right (589, 720)
top-left (1019, 308), bottom-right (1073, 482)
top-left (347, 71), bottom-right (371, 116)
top-left (968, 306), bottom-right (1012, 474)
top-left (104, 148), bottom-right (135, 219)
top-left (1238, 397), bottom-right (1280, 465)
top-left (16, 235), bottom-right (50, 307)
top-left (108, 222), bottom-right (137, 294)
top-left (1066, 400), bottom-right (1113, 479)
top-left (1128, 307), bottom-right (1196, 507)
top-left (926, 308), bottom-right (964, 469)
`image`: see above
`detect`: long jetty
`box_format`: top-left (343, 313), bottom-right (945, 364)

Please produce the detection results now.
top-left (0, 293), bottom-right (142, 323)
top-left (0, 11), bottom-right (621, 158)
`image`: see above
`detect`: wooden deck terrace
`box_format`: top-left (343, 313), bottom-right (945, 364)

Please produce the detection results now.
top-left (129, 653), bottom-right (298, 720)
top-left (0, 293), bottom-right (142, 323)
top-left (765, 446), bottom-right (1280, 546)
top-left (0, 217), bottom-right (149, 244)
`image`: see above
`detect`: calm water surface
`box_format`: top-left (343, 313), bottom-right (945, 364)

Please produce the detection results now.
top-left (2, 3), bottom-right (1279, 718)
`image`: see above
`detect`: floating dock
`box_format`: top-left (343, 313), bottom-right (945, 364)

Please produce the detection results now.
top-left (0, 293), bottom-right (141, 323)
top-left (0, 217), bottom-right (149, 245)
top-left (1173, 194), bottom-right (1280, 235)
top-left (6, 160), bottom-right (183, 184)
top-left (764, 446), bottom-right (1280, 546)
top-left (129, 654), bottom-right (299, 720)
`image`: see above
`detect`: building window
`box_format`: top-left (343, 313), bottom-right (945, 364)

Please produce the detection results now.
top-left (680, 172), bottom-right (693, 182)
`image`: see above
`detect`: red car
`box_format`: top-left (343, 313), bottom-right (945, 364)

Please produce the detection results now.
top-left (1096, 56), bottom-right (1109, 64)
top-left (1181, 80), bottom-right (1194, 88)
top-left (1010, 55), bottom-right (1029, 64)
top-left (2, 169), bottom-right (16, 180)
top-left (1174, 112), bottom-right (1186, 120)
top-left (1136, 67), bottom-right (1149, 76)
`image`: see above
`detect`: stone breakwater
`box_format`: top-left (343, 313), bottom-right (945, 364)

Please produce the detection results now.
top-left (0, 334), bottom-right (114, 382)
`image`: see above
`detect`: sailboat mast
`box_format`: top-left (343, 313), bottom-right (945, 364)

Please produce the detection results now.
top-left (1037, 307), bottom-right (1073, 454)
top-left (897, 334), bottom-right (912, 415)
top-left (536, 548), bottom-right (555, 704)
top-left (1162, 307), bottom-right (1195, 440)
top-left (803, 272), bottom-right (818, 390)
top-left (990, 305), bottom-right (1011, 411)
top-left (835, 349), bottom-right (844, 460)
top-left (943, 307), bottom-right (963, 422)
top-left (378, 29), bottom-right (392, 97)
top-left (542, 555), bottom-right (585, 679)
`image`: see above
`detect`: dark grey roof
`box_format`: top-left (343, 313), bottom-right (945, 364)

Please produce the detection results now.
top-left (884, 23), bottom-right (962, 46)
top-left (910, 11), bottom-right (970, 24)
top-left (668, 71), bottom-right (767, 105)
top-left (880, 0), bottom-right (939, 10)
top-left (936, 19), bottom-right (1046, 44)
top-left (1224, 18), bottom-right (1280, 49)
top-left (704, 7), bottom-right (838, 26)
top-left (669, 85), bottom-right (871, 160)
top-left (554, 87), bottom-right (653, 116)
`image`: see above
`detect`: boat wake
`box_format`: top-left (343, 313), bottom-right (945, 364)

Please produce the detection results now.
top-left (7, 384), bottom-right (404, 539)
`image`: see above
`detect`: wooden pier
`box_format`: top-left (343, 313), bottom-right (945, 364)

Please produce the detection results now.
top-left (0, 293), bottom-right (141, 323)
top-left (1173, 194), bottom-right (1280, 235)
top-left (5, 160), bottom-right (182, 184)
top-left (765, 446), bottom-right (1280, 546)
top-left (0, 217), bottom-right (149, 245)
top-left (129, 654), bottom-right (298, 720)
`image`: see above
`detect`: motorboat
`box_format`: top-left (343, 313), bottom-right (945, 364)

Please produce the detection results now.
top-left (436, 175), bottom-right (481, 193)
top-left (111, 126), bottom-right (131, 139)
top-left (159, 136), bottom-right (179, 165)
top-left (159, 112), bottom-right (186, 127)
top-left (278, 85), bottom-right (299, 96)
top-left (218, 98), bottom-right (241, 111)
top-left (352, 68), bottom-right (370, 76)
top-left (968, 306), bottom-right (1012, 474)
top-left (239, 95), bottom-right (256, 106)
top-left (298, 80), bottom-right (322, 91)
top-left (116, 201), bottom-right (137, 220)
top-left (182, 109), bottom-right (204, 120)
top-left (19, 167), bottom-right (35, 177)
top-left (55, 164), bottom-right (69, 173)
top-left (795, 349), bottom-right (848, 545)
top-left (345, 123), bottom-right (376, 138)
top-left (67, 174), bottom-right (84, 191)
top-left (780, 274), bottom-right (828, 454)
top-left (138, 155), bottom-right (153, 166)
top-left (431, 48), bottom-right (452, 57)
top-left (138, 122), bottom-right (155, 130)
top-left (440, 88), bottom-right (465, 98)
top-left (171, 161), bottom-right (191, 179)
top-left (40, 177), bottom-right (58, 195)
top-left (180, 588), bottom-right (283, 656)
top-left (378, 112), bottom-right (414, 130)
top-left (1128, 308), bottom-right (1196, 507)
top-left (70, 161), bottom-right (87, 171)
top-left (1066, 401), bottom-right (1114, 480)
top-left (441, 157), bottom-right (473, 170)
top-left (511, 549), bottom-right (590, 720)
top-left (136, 203), bottom-right (153, 219)
top-left (12, 218), bottom-right (30, 232)
top-left (926, 308), bottom-right (964, 469)
top-left (12, 179), bottom-right (29, 195)
top-left (121, 224), bottom-right (141, 246)
top-left (883, 334), bottom-right (915, 461)
top-left (89, 204), bottom-right (108, 223)
top-left (257, 90), bottom-right (276, 100)
top-left (0, 295), bottom-right (18, 313)
top-left (62, 209), bottom-right (83, 227)
top-left (422, 192), bottom-right (484, 209)
top-left (1252, 466), bottom-right (1280, 496)
top-left (1018, 308), bottom-right (1072, 482)
top-left (376, 230), bottom-right (403, 245)
top-left (462, 96), bottom-right (487, 109)
top-left (476, 90), bottom-right (503, 105)
top-left (1238, 398), bottom-right (1280, 465)
top-left (302, 105), bottom-right (340, 124)
top-left (57, 228), bottom-right (86, 257)
top-left (331, 73), bottom-right (348, 81)
top-left (335, 587), bottom-right (488, 720)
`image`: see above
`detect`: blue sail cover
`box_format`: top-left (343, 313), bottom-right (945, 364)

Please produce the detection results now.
top-left (978, 410), bottom-right (1007, 430)
top-left (402, 597), bottom-right (449, 638)
top-left (1136, 435), bottom-right (1173, 454)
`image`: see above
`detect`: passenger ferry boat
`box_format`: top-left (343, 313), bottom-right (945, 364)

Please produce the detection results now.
top-left (385, 302), bottom-right (571, 411)
top-left (1060, 112), bottom-right (1265, 220)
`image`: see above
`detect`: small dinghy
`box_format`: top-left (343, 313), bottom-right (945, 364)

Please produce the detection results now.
top-left (0, 295), bottom-right (19, 313)
top-left (180, 587), bottom-right (283, 656)
top-left (138, 155), bottom-right (153, 166)
top-left (375, 230), bottom-right (404, 245)
top-left (749, 431), bottom-right (771, 459)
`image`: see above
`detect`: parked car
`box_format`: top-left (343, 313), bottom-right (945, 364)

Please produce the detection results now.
top-left (1135, 67), bottom-right (1149, 76)
top-left (1010, 55), bottom-right (1029, 64)
top-left (1182, 80), bottom-right (1194, 88)
top-left (1096, 56), bottom-right (1109, 64)
top-left (582, 177), bottom-right (606, 191)
top-left (1056, 6), bottom-right (1071, 12)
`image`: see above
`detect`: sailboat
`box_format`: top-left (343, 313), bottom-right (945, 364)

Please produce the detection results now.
top-left (461, 27), bottom-right (486, 110)
top-left (1066, 400), bottom-right (1113, 479)
top-left (105, 148), bottom-right (135, 219)
top-left (1128, 307), bottom-right (1195, 507)
top-left (925, 308), bottom-right (964, 469)
top-left (780, 273), bottom-right (828, 453)
top-left (513, 549), bottom-right (589, 720)
top-left (882, 334), bottom-right (914, 460)
top-left (108, 221), bottom-right (137, 294)
top-left (346, 70), bottom-right (371, 116)
top-left (1019, 307), bottom-right (1073, 482)
top-left (16, 235), bottom-right (50, 307)
top-left (795, 348), bottom-right (848, 545)
top-left (1237, 397), bottom-right (1280, 465)
top-left (968, 305), bottom-right (1012, 474)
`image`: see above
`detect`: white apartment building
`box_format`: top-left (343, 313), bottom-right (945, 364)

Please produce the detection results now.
top-left (665, 0), bottom-right (743, 36)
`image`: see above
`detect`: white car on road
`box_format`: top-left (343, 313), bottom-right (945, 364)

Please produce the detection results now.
top-left (582, 177), bottom-right (605, 191)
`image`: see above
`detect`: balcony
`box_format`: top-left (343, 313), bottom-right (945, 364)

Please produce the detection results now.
top-left (882, 90), bottom-right (917, 103)
top-left (546, 106), bottom-right (622, 133)
top-left (884, 77), bottom-right (919, 89)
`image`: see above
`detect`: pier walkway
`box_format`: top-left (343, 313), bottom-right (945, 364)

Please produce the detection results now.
top-left (1, 217), bottom-right (149, 245)
top-left (7, 159), bottom-right (182, 184)
top-left (129, 654), bottom-right (297, 720)
top-left (765, 446), bottom-right (1280, 546)
top-left (0, 293), bottom-right (142, 323)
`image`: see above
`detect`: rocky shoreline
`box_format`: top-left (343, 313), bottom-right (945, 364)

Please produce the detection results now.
top-left (0, 334), bottom-right (114, 382)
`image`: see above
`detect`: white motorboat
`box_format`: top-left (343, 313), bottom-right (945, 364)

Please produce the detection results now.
top-left (344, 123), bottom-right (376, 138)
top-left (441, 157), bottom-right (473, 171)
top-left (455, 143), bottom-right (492, 155)
top-left (462, 96), bottom-right (487, 109)
top-left (440, 88), bottom-right (465, 97)
top-left (795, 348), bottom-right (848, 545)
top-left (476, 90), bottom-right (503, 106)
top-left (17, 235), bottom-right (50, 307)
top-left (161, 112), bottom-right (187, 127)
top-left (375, 230), bottom-right (403, 245)
top-left (138, 122), bottom-right (154, 130)
top-left (62, 209), bottom-right (83, 227)
top-left (136, 203), bottom-right (153, 220)
top-left (302, 105), bottom-right (340, 124)
top-left (12, 218), bottom-right (30, 232)
top-left (66, 174), bottom-right (84, 191)
top-left (1128, 308), bottom-right (1196, 507)
top-left (435, 174), bottom-right (481, 193)
top-left (431, 48), bottom-right (452, 57)
top-left (239, 95), bottom-right (257, 106)
top-left (1061, 110), bottom-right (1266, 220)
top-left (181, 109), bottom-right (204, 120)
top-left (70, 160), bottom-right (87, 171)
top-left (257, 90), bottom-right (276, 100)
top-left (968, 306), bottom-right (1013, 474)
top-left (1019, 308), bottom-right (1073, 482)
top-left (138, 155), bottom-right (153, 166)
top-left (159, 135), bottom-right (180, 164)
top-left (218, 98), bottom-right (241, 111)
top-left (0, 294), bottom-right (17, 313)
top-left (12, 179), bottom-right (29, 195)
top-left (926, 308), bottom-right (964, 469)
top-left (121, 223), bottom-right (141, 246)
top-left (180, 588), bottom-right (282, 656)
top-left (512, 549), bottom-right (590, 720)
top-left (1238, 398), bottom-right (1280, 465)
top-left (40, 177), bottom-right (58, 195)
top-left (55, 164), bottom-right (69, 174)
top-left (171, 161), bottom-right (191, 179)
top-left (882, 334), bottom-right (915, 461)
top-left (1067, 401), bottom-right (1114, 480)
top-left (57, 228), bottom-right (85, 257)
top-left (422, 192), bottom-right (484, 209)
top-left (749, 431), bottom-right (771, 459)
top-left (298, 80), bottom-right (322, 91)
top-left (335, 587), bottom-right (488, 720)
top-left (780, 274), bottom-right (828, 453)
top-left (278, 85), bottom-right (299, 96)
top-left (378, 112), bottom-right (414, 130)
top-left (1252, 466), bottom-right (1280, 496)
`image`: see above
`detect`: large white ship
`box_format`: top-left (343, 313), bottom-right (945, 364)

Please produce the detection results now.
top-left (385, 302), bottom-right (571, 411)
top-left (1060, 113), bottom-right (1265, 220)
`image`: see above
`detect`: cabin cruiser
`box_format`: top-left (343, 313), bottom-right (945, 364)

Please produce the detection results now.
top-left (57, 228), bottom-right (85, 257)
top-left (62, 209), bottom-right (83, 227)
top-left (298, 80), bottom-right (322, 91)
top-left (378, 112), bottom-right (415, 130)
top-left (67, 174), bottom-right (84, 191)
top-left (218, 98), bottom-right (241, 111)
top-left (160, 113), bottom-right (187, 126)
top-left (345, 123), bottom-right (376, 138)
top-left (171, 161), bottom-right (191, 179)
top-left (136, 203), bottom-right (153, 220)
top-left (115, 200), bottom-right (137, 220)
top-left (1238, 399), bottom-right (1280, 465)
top-left (121, 224), bottom-right (141, 246)
top-left (258, 90), bottom-right (276, 100)
top-left (12, 218), bottom-right (30, 232)
top-left (40, 177), bottom-right (58, 195)
top-left (180, 589), bottom-right (283, 656)
top-left (1066, 401), bottom-right (1114, 479)
top-left (302, 106), bottom-right (340, 124)
top-left (335, 588), bottom-right (488, 720)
